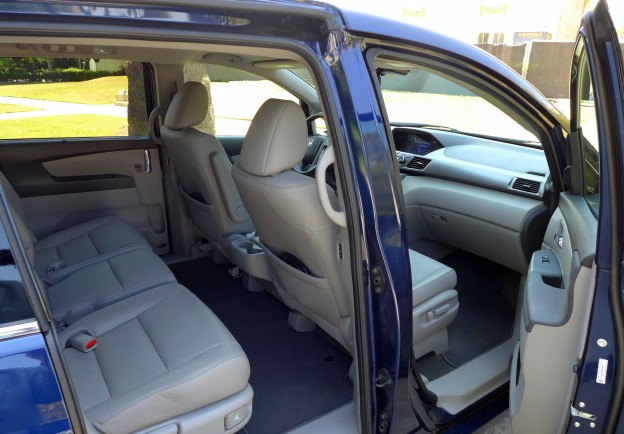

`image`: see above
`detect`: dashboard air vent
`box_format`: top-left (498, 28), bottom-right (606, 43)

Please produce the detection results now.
top-left (407, 156), bottom-right (431, 170)
top-left (512, 178), bottom-right (541, 194)
top-left (526, 171), bottom-right (547, 177)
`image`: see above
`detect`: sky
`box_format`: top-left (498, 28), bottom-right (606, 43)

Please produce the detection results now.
top-left (607, 0), bottom-right (624, 30)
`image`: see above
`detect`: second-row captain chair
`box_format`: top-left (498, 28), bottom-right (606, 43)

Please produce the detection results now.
top-left (160, 81), bottom-right (254, 260)
top-left (232, 98), bottom-right (459, 358)
top-left (232, 99), bottom-right (354, 351)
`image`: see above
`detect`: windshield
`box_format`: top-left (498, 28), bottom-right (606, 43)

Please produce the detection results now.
top-left (379, 67), bottom-right (539, 144)
top-left (288, 67), bottom-right (316, 88)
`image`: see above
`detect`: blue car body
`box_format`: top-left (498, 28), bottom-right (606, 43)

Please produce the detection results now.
top-left (0, 224), bottom-right (71, 433)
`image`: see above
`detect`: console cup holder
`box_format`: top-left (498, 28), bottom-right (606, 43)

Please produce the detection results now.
top-left (229, 237), bottom-right (271, 281)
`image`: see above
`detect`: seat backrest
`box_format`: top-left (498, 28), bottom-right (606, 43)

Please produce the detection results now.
top-left (232, 99), bottom-right (352, 347)
top-left (160, 81), bottom-right (253, 246)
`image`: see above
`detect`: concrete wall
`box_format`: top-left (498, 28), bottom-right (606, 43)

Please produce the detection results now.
top-left (89, 59), bottom-right (125, 72)
top-left (477, 41), bottom-right (624, 99)
top-left (523, 41), bottom-right (575, 99)
top-left (477, 43), bottom-right (526, 75)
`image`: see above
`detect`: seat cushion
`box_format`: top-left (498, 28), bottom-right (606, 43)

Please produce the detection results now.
top-left (410, 249), bottom-right (457, 306)
top-left (34, 216), bottom-right (149, 277)
top-left (46, 248), bottom-right (176, 322)
top-left (60, 283), bottom-right (250, 434)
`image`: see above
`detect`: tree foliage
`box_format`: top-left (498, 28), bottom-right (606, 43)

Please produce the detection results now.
top-left (0, 57), bottom-right (121, 82)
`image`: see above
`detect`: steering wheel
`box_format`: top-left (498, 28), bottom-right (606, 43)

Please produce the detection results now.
top-left (293, 113), bottom-right (329, 174)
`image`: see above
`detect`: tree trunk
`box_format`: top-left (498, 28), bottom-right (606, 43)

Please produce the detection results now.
top-left (126, 61), bottom-right (149, 136)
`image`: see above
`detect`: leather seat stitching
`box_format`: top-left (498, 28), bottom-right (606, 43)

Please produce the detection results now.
top-left (97, 353), bottom-right (247, 424)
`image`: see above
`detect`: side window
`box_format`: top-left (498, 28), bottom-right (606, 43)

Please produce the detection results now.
top-left (183, 63), bottom-right (299, 136)
top-left (373, 56), bottom-right (539, 144)
top-left (0, 229), bottom-right (33, 325)
top-left (0, 57), bottom-right (151, 139)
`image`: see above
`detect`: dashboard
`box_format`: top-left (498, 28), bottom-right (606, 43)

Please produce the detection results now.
top-left (395, 130), bottom-right (443, 156)
top-left (394, 126), bottom-right (552, 274)
top-left (392, 127), bottom-right (550, 199)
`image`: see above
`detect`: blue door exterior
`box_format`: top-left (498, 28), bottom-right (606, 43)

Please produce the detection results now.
top-left (0, 213), bottom-right (70, 433)
top-left (566, 1), bottom-right (624, 432)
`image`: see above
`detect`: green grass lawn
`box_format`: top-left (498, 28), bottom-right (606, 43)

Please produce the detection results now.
top-left (0, 76), bottom-right (128, 105)
top-left (0, 103), bottom-right (41, 114)
top-left (0, 114), bottom-right (127, 139)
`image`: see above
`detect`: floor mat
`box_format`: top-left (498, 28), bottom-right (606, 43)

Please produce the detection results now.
top-left (170, 258), bottom-right (353, 434)
top-left (440, 250), bottom-right (517, 367)
top-left (416, 353), bottom-right (455, 381)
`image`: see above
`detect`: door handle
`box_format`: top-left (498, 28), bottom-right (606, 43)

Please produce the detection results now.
top-left (316, 145), bottom-right (346, 228)
top-left (144, 149), bottom-right (152, 174)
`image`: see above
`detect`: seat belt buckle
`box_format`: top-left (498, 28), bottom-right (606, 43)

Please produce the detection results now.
top-left (47, 260), bottom-right (65, 273)
top-left (69, 333), bottom-right (98, 352)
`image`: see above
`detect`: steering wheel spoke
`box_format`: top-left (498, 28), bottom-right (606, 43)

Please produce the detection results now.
top-left (293, 113), bottom-right (328, 174)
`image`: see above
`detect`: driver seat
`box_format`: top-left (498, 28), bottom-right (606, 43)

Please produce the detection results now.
top-left (161, 81), bottom-right (254, 260)
top-left (232, 99), bottom-right (353, 351)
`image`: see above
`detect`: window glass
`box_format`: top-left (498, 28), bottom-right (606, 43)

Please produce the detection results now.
top-left (0, 228), bottom-right (33, 325)
top-left (576, 51), bottom-right (600, 215)
top-left (288, 68), bottom-right (316, 88)
top-left (0, 57), bottom-right (150, 139)
top-left (375, 56), bottom-right (539, 144)
top-left (184, 64), bottom-right (299, 136)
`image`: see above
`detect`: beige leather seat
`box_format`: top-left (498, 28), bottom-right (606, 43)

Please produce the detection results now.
top-left (232, 99), bottom-right (353, 351)
top-left (62, 283), bottom-right (252, 434)
top-left (161, 81), bottom-right (254, 260)
top-left (0, 172), bottom-right (177, 324)
top-left (231, 100), bottom-right (459, 357)
top-left (1, 168), bottom-right (253, 433)
top-left (410, 249), bottom-right (459, 359)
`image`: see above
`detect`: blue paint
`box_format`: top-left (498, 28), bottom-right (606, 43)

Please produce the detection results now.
top-left (0, 334), bottom-right (71, 434)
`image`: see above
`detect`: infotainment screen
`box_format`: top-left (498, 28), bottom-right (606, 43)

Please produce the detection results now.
top-left (404, 134), bottom-right (435, 156)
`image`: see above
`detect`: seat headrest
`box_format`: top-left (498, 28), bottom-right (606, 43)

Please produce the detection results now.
top-left (163, 81), bottom-right (208, 130)
top-left (239, 99), bottom-right (307, 177)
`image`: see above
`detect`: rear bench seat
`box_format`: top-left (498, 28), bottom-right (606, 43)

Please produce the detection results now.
top-left (0, 169), bottom-right (176, 322)
top-left (33, 215), bottom-right (149, 281)
top-left (62, 284), bottom-right (252, 434)
top-left (10, 205), bottom-right (177, 324)
top-left (0, 171), bottom-right (253, 433)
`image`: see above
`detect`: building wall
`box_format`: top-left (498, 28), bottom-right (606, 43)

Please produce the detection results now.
top-left (479, 41), bottom-right (624, 98)
top-left (89, 59), bottom-right (125, 72)
top-left (334, 0), bottom-right (586, 43)
top-left (556, 0), bottom-right (590, 41)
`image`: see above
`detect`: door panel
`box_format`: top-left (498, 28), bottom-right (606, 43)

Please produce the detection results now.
top-left (511, 1), bottom-right (624, 432)
top-left (510, 194), bottom-right (597, 434)
top-left (0, 139), bottom-right (169, 255)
